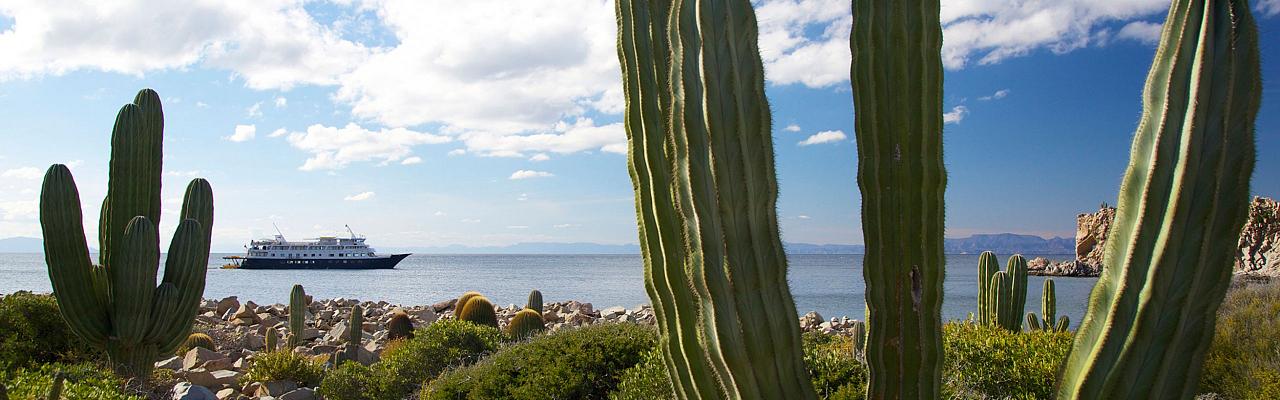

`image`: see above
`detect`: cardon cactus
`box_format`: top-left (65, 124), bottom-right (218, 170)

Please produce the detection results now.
top-left (850, 320), bottom-right (867, 361)
top-left (851, 0), bottom-right (947, 395)
top-left (265, 327), bottom-right (280, 352)
top-left (288, 284), bottom-right (306, 348)
top-left (976, 252), bottom-right (1000, 325)
top-left (1006, 255), bottom-right (1028, 331)
top-left (617, 0), bottom-right (815, 398)
top-left (1026, 313), bottom-right (1042, 331)
top-left (344, 305), bottom-right (363, 362)
top-left (179, 332), bottom-right (216, 355)
top-left (1038, 279), bottom-right (1058, 331)
top-left (386, 311), bottom-right (414, 341)
top-left (40, 89), bottom-right (213, 377)
top-left (990, 272), bottom-right (1012, 330)
top-left (1058, 0), bottom-right (1261, 398)
top-left (1055, 316), bottom-right (1070, 333)
top-left (526, 290), bottom-right (544, 314)
top-left (457, 295), bottom-right (498, 328)
top-left (507, 308), bottom-right (545, 340)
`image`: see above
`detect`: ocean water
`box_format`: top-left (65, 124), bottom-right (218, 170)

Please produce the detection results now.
top-left (0, 253), bottom-right (1096, 326)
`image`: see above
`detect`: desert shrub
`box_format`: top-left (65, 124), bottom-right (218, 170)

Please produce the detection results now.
top-left (318, 361), bottom-right (377, 400)
top-left (942, 322), bottom-right (1072, 400)
top-left (1200, 281), bottom-right (1280, 399)
top-left (242, 350), bottom-right (325, 387)
top-left (609, 348), bottom-right (674, 400)
top-left (317, 319), bottom-right (503, 400)
top-left (423, 323), bottom-right (657, 399)
top-left (2, 362), bottom-right (143, 399)
top-left (0, 292), bottom-right (96, 371)
top-left (803, 333), bottom-right (867, 399)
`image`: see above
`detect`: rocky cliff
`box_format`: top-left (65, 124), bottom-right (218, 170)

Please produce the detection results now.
top-left (1069, 196), bottom-right (1280, 277)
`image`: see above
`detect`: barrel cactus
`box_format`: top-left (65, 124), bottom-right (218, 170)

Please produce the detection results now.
top-left (507, 308), bottom-right (545, 340)
top-left (457, 295), bottom-right (498, 328)
top-left (40, 89), bottom-right (214, 377)
top-left (616, 0), bottom-right (814, 397)
top-left (526, 290), bottom-right (544, 314)
top-left (456, 291), bottom-right (481, 314)
top-left (178, 332), bottom-right (216, 355)
top-left (387, 311), bottom-right (414, 341)
top-left (288, 284), bottom-right (307, 348)
top-left (1058, 0), bottom-right (1261, 398)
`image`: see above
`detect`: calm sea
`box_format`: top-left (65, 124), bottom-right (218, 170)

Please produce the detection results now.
top-left (0, 253), bottom-right (1096, 326)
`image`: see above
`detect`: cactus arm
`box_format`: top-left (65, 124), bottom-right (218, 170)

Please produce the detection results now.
top-left (976, 252), bottom-right (998, 325)
top-left (101, 103), bottom-right (163, 268)
top-left (1057, 0), bottom-right (1260, 398)
top-left (148, 218), bottom-right (208, 352)
top-left (39, 165), bottom-right (110, 346)
top-left (289, 284), bottom-right (306, 348)
top-left (850, 0), bottom-right (947, 396)
top-left (111, 216), bottom-right (158, 346)
top-left (1007, 255), bottom-right (1028, 331)
top-left (1042, 279), bottom-right (1057, 326)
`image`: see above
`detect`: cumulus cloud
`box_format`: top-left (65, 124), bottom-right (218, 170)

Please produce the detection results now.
top-left (798, 130), bottom-right (847, 146)
top-left (286, 123), bottom-right (451, 171)
top-left (944, 105), bottom-right (970, 124)
top-left (1, 167), bottom-right (42, 180)
top-left (274, 96), bottom-right (287, 107)
top-left (783, 124), bottom-right (802, 132)
top-left (509, 170), bottom-right (554, 180)
top-left (529, 153), bottom-right (550, 162)
top-left (268, 128), bottom-right (288, 138)
top-left (0, 200), bottom-right (37, 221)
top-left (979, 89), bottom-right (1010, 101)
top-left (246, 102), bottom-right (263, 117)
top-left (227, 124), bottom-right (256, 142)
top-left (400, 156), bottom-right (422, 165)
top-left (459, 118), bottom-right (625, 157)
top-left (1116, 21), bottom-right (1163, 44)
top-left (1259, 0), bottom-right (1280, 17)
top-left (0, 0), bottom-right (371, 89)
top-left (344, 191), bottom-right (375, 201)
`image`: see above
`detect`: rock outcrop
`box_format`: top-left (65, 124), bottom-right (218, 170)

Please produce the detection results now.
top-left (1069, 197), bottom-right (1280, 277)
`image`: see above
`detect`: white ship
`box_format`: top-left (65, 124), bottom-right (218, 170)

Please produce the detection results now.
top-left (224, 225), bottom-right (409, 270)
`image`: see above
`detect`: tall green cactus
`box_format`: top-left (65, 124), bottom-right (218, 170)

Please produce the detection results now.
top-left (265, 326), bottom-right (280, 352)
top-left (288, 284), bottom-right (306, 349)
top-left (616, 0), bottom-right (814, 398)
top-left (40, 89), bottom-right (213, 377)
top-left (345, 305), bottom-right (363, 362)
top-left (1006, 255), bottom-right (1028, 331)
top-left (976, 252), bottom-right (999, 325)
top-left (851, 0), bottom-right (946, 396)
top-left (1041, 279), bottom-right (1057, 331)
top-left (527, 290), bottom-right (544, 314)
top-left (1058, 0), bottom-right (1261, 398)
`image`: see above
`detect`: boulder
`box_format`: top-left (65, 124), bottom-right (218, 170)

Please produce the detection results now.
top-left (172, 382), bottom-right (216, 400)
top-left (1075, 206), bottom-right (1115, 267)
top-left (156, 356), bottom-right (183, 371)
top-left (214, 388), bottom-right (238, 400)
top-left (183, 347), bottom-right (226, 371)
top-left (601, 306), bottom-right (626, 317)
top-left (278, 388), bottom-right (318, 400)
top-left (215, 296), bottom-right (240, 316)
top-left (257, 380), bottom-right (299, 397)
top-left (432, 298), bottom-right (456, 312)
top-left (184, 370), bottom-right (241, 388)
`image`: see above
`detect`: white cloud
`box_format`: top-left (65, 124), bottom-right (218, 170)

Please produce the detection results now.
top-left (268, 128), bottom-right (288, 138)
top-left (165, 170), bottom-right (201, 177)
top-left (506, 225), bottom-right (529, 229)
top-left (1, 167), bottom-right (42, 180)
top-left (447, 149), bottom-right (467, 156)
top-left (0, 0), bottom-right (371, 89)
top-left (529, 153), bottom-right (550, 162)
top-left (433, 211), bottom-right (447, 216)
top-left (509, 170), bottom-right (554, 180)
top-left (344, 191), bottom-right (375, 201)
top-left (460, 118), bottom-right (625, 157)
top-left (400, 156), bottom-right (422, 165)
top-left (274, 96), bottom-right (287, 107)
top-left (195, 101), bottom-right (209, 108)
top-left (944, 105), bottom-right (970, 124)
top-left (553, 223), bottom-right (579, 228)
top-left (246, 102), bottom-right (262, 117)
top-left (285, 123), bottom-right (451, 171)
top-left (1259, 0), bottom-right (1280, 17)
top-left (65, 160), bottom-right (83, 169)
top-left (227, 124), bottom-right (256, 142)
top-left (797, 215), bottom-right (811, 219)
top-left (978, 89), bottom-right (1010, 101)
top-left (783, 124), bottom-right (802, 132)
top-left (0, 200), bottom-right (37, 221)
top-left (1116, 21), bottom-right (1163, 44)
top-left (798, 130), bottom-right (847, 146)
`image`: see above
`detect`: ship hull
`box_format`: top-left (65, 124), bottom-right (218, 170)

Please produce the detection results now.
top-left (238, 253), bottom-right (410, 270)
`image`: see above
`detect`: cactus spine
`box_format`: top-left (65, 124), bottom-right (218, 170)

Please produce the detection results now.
top-left (850, 0), bottom-right (947, 395)
top-left (616, 0), bottom-right (815, 398)
top-left (40, 89), bottom-right (213, 377)
top-left (526, 290), bottom-right (544, 314)
top-left (457, 295), bottom-right (498, 328)
top-left (507, 309), bottom-right (545, 340)
top-left (265, 327), bottom-right (280, 352)
top-left (1057, 0), bottom-right (1261, 398)
top-left (976, 252), bottom-right (999, 325)
top-left (288, 284), bottom-right (306, 349)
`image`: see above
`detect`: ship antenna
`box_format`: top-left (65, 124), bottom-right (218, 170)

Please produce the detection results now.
top-left (273, 223), bottom-right (286, 240)
top-left (346, 224), bottom-right (357, 239)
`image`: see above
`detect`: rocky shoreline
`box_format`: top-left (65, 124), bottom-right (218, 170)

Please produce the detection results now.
top-left (163, 295), bottom-right (864, 399)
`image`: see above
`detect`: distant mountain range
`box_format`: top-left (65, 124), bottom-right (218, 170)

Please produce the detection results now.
top-left (0, 233), bottom-right (1074, 255)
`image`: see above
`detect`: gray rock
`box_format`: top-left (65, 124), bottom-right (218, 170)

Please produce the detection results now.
top-left (215, 296), bottom-right (240, 316)
top-left (257, 380), bottom-right (298, 397)
top-left (172, 382), bottom-right (217, 400)
top-left (184, 370), bottom-right (240, 388)
top-left (214, 388), bottom-right (238, 400)
top-left (156, 356), bottom-right (183, 371)
top-left (278, 387), bottom-right (317, 400)
top-left (183, 347), bottom-right (226, 370)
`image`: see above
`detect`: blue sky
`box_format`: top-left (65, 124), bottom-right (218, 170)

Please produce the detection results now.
top-left (0, 0), bottom-right (1277, 252)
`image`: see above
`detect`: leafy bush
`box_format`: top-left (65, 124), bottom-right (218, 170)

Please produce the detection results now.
top-left (609, 348), bottom-right (673, 400)
top-left (942, 322), bottom-right (1072, 399)
top-left (0, 292), bottom-right (96, 372)
top-left (1200, 281), bottom-right (1280, 399)
top-left (803, 333), bottom-right (867, 400)
top-left (2, 362), bottom-right (143, 399)
top-left (423, 323), bottom-right (657, 399)
top-left (242, 350), bottom-right (325, 387)
top-left (317, 319), bottom-right (503, 400)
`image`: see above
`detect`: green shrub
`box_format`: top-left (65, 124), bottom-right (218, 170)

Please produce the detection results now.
top-left (942, 322), bottom-right (1072, 399)
top-left (423, 323), bottom-right (657, 399)
top-left (1200, 281), bottom-right (1280, 399)
top-left (2, 362), bottom-right (143, 399)
top-left (610, 348), bottom-right (674, 400)
top-left (803, 333), bottom-right (867, 400)
top-left (242, 350), bottom-right (325, 387)
top-left (317, 319), bottom-right (503, 400)
top-left (0, 292), bottom-right (96, 372)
